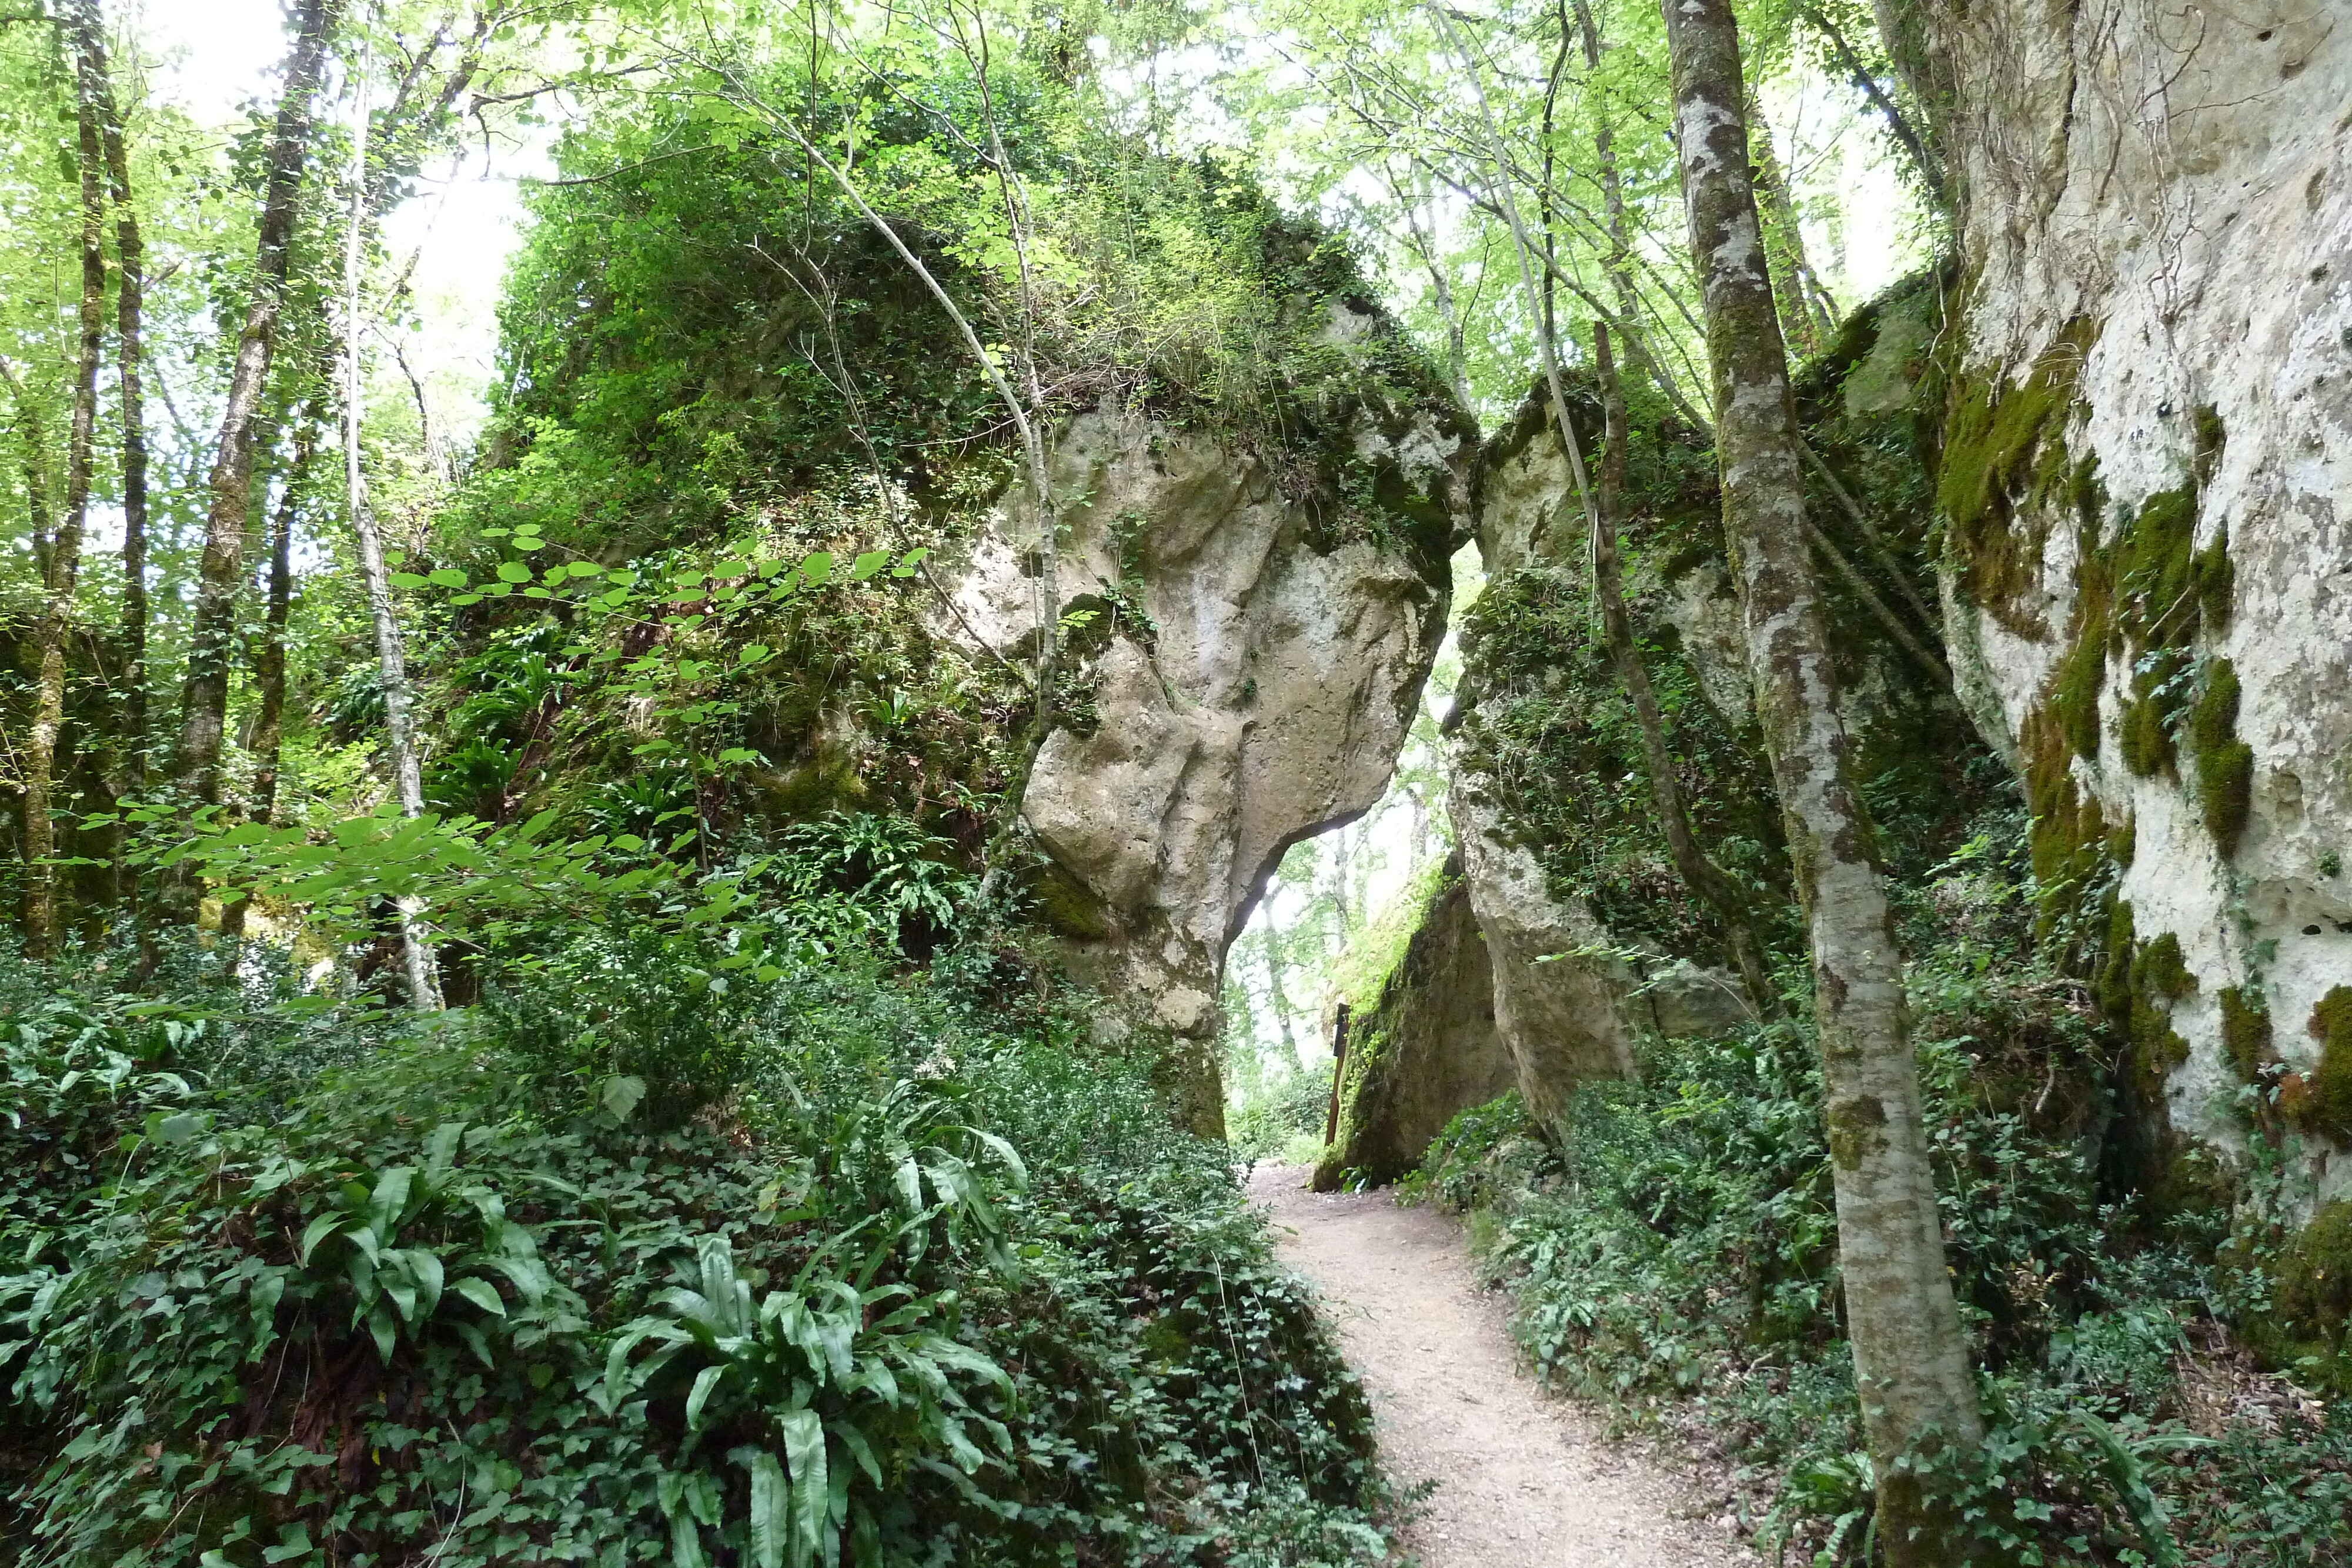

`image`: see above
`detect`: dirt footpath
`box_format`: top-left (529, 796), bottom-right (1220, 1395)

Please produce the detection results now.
top-left (1250, 1165), bottom-right (1757, 1567)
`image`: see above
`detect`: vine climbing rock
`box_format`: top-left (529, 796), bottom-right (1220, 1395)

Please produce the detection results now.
top-left (1894, 1), bottom-right (2352, 1193)
top-left (1253, 1165), bottom-right (1760, 1566)
top-left (940, 380), bottom-right (1471, 1138)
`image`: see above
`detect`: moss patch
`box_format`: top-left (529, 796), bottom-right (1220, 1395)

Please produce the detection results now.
top-left (2219, 985), bottom-right (2276, 1082)
top-left (1937, 317), bottom-right (2097, 630)
top-left (2189, 658), bottom-right (2254, 852)
top-left (2294, 986), bottom-right (2352, 1145)
top-left (2263, 1199), bottom-right (2352, 1393)
top-left (1030, 858), bottom-right (1115, 941)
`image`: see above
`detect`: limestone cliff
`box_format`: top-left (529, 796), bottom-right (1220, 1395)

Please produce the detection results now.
top-left (941, 375), bottom-right (1472, 1136)
top-left (1897, 0), bottom-right (2352, 1195)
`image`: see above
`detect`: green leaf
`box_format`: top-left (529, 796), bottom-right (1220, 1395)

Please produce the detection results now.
top-left (799, 551), bottom-right (833, 586)
top-left (497, 560), bottom-right (533, 583)
top-left (262, 1524), bottom-right (314, 1564)
top-left (850, 550), bottom-right (889, 581)
top-left (366, 1166), bottom-right (416, 1238)
top-left (150, 1110), bottom-right (204, 1145)
top-left (779, 1407), bottom-right (827, 1567)
top-left (367, 1300), bottom-right (399, 1364)
top-left (453, 1319), bottom-right (495, 1369)
top-left (427, 568), bottom-right (469, 589)
top-left (298, 1213), bottom-right (347, 1266)
top-left (248, 1271), bottom-right (286, 1356)
top-left (389, 571), bottom-right (430, 590)
top-left (669, 1509), bottom-right (707, 1568)
top-left (452, 1276), bottom-right (506, 1318)
top-left (684, 1364), bottom-right (727, 1432)
top-left (600, 1075), bottom-right (648, 1122)
top-left (400, 1248), bottom-right (445, 1319)
top-left (424, 1121), bottom-right (466, 1173)
top-left (745, 1449), bottom-right (788, 1568)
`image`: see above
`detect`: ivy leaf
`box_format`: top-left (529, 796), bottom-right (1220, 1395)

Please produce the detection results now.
top-left (600, 1075), bottom-right (648, 1122)
top-left (799, 551), bottom-right (833, 586)
top-left (850, 550), bottom-right (890, 581)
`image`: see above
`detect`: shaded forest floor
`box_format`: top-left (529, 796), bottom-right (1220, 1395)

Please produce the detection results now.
top-left (1249, 1165), bottom-right (1757, 1566)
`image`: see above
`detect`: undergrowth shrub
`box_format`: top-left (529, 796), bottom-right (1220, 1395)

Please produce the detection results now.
top-left (0, 936), bottom-right (1389, 1568)
top-left (1410, 829), bottom-right (2352, 1565)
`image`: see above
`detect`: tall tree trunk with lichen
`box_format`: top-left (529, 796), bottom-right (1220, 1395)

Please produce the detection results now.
top-left (69, 0), bottom-right (153, 913)
top-left (168, 0), bottom-right (339, 826)
top-left (18, 31), bottom-right (109, 959)
top-left (1659, 0), bottom-right (1982, 1556)
top-left (1747, 94), bottom-right (1836, 356)
top-left (1440, 0), bottom-right (1774, 1018)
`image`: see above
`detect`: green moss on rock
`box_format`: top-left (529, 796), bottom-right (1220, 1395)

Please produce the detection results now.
top-left (2189, 657), bottom-right (2254, 852)
top-left (2263, 1199), bottom-right (2352, 1393)
top-left (2296, 986), bottom-right (2352, 1145)
top-left (2219, 985), bottom-right (2275, 1082)
top-left (1937, 319), bottom-right (2097, 627)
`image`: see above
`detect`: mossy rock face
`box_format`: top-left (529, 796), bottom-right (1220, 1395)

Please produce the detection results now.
top-left (2257, 1199), bottom-right (2352, 1393)
top-left (1936, 317), bottom-right (2098, 634)
top-left (2290, 985), bottom-right (2352, 1145)
top-left (2219, 985), bottom-right (2276, 1082)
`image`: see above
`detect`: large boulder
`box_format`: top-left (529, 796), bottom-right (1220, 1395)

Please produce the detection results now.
top-left (1312, 857), bottom-right (1516, 1189)
top-left (1897, 1), bottom-right (2352, 1196)
top-left (940, 383), bottom-right (1471, 1136)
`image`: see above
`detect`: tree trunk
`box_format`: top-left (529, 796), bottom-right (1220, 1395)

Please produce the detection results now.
top-left (71, 0), bottom-right (149, 816)
top-left (1658, 0), bottom-right (1982, 1555)
top-left (1262, 930), bottom-right (1303, 1072)
top-left (339, 48), bottom-right (440, 1011)
top-left (1444, 0), bottom-right (1773, 1017)
top-left (1746, 95), bottom-right (1834, 357)
top-left (250, 424), bottom-right (310, 831)
top-left (1592, 323), bottom-right (1776, 1017)
top-left (219, 418), bottom-right (315, 944)
top-left (19, 32), bottom-right (110, 960)
top-left (169, 0), bottom-right (339, 819)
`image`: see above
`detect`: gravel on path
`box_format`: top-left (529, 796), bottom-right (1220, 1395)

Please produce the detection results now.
top-left (1250, 1164), bottom-right (1758, 1567)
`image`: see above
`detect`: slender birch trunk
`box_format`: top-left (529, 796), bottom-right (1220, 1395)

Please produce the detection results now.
top-left (339, 44), bottom-right (440, 1011)
top-left (169, 0), bottom-right (339, 818)
top-left (1658, 1), bottom-right (1981, 1554)
top-left (1261, 932), bottom-right (1303, 1072)
top-left (19, 34), bottom-right (110, 959)
top-left (1747, 96), bottom-right (1834, 356)
top-left (1437, 2), bottom-right (1774, 1017)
